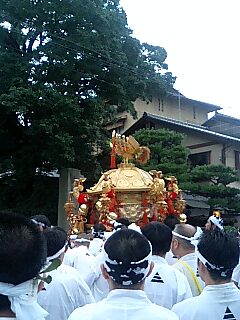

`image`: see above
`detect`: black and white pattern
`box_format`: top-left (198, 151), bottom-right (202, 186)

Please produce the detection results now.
top-left (223, 307), bottom-right (236, 320)
top-left (103, 248), bottom-right (151, 286)
top-left (151, 272), bottom-right (164, 283)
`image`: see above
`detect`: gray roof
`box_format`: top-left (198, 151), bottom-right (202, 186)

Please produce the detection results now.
top-left (167, 92), bottom-right (222, 112)
top-left (204, 112), bottom-right (240, 127)
top-left (125, 112), bottom-right (240, 144)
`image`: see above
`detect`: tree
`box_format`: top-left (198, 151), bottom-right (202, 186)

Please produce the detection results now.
top-left (133, 130), bottom-right (240, 213)
top-left (181, 164), bottom-right (240, 212)
top-left (133, 128), bottom-right (190, 181)
top-left (0, 0), bottom-right (175, 215)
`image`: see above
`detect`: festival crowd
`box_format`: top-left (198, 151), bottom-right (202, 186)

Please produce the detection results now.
top-left (0, 212), bottom-right (240, 319)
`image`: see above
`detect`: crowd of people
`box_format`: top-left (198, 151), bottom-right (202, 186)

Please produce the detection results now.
top-left (0, 211), bottom-right (240, 319)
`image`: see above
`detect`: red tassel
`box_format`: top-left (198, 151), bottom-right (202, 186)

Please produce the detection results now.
top-left (142, 212), bottom-right (149, 224)
top-left (89, 209), bottom-right (95, 225)
top-left (110, 143), bottom-right (116, 169)
top-left (151, 213), bottom-right (157, 221)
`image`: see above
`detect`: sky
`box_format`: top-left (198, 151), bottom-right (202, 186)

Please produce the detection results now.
top-left (120, 0), bottom-right (240, 119)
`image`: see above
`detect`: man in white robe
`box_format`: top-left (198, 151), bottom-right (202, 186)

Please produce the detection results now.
top-left (0, 214), bottom-right (48, 320)
top-left (232, 262), bottom-right (240, 287)
top-left (171, 224), bottom-right (204, 296)
top-left (63, 236), bottom-right (96, 288)
top-left (38, 227), bottom-right (94, 320)
top-left (141, 222), bottom-right (192, 309)
top-left (172, 228), bottom-right (240, 320)
top-left (68, 229), bottom-right (179, 320)
top-left (89, 251), bottom-right (109, 302)
top-left (164, 215), bottom-right (180, 266)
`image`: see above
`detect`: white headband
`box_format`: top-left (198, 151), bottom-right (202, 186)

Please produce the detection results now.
top-left (128, 223), bottom-right (142, 234)
top-left (74, 238), bottom-right (91, 243)
top-left (195, 247), bottom-right (231, 277)
top-left (103, 247), bottom-right (152, 286)
top-left (209, 216), bottom-right (224, 230)
top-left (70, 235), bottom-right (78, 240)
top-left (47, 244), bottom-right (66, 262)
top-left (172, 227), bottom-right (203, 246)
top-left (0, 279), bottom-right (48, 320)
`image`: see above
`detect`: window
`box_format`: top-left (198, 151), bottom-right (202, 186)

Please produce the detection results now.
top-left (193, 106), bottom-right (196, 119)
top-left (158, 98), bottom-right (161, 111)
top-left (188, 151), bottom-right (211, 167)
top-left (158, 98), bottom-right (164, 112)
top-left (235, 151), bottom-right (240, 169)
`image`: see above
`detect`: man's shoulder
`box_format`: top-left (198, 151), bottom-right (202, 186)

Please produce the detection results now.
top-left (145, 304), bottom-right (179, 319)
top-left (172, 260), bottom-right (184, 272)
top-left (68, 303), bottom-right (99, 320)
top-left (172, 295), bottom-right (200, 312)
top-left (68, 301), bottom-right (179, 320)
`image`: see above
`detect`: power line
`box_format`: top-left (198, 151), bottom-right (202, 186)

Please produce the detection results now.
top-left (8, 27), bottom-right (169, 83)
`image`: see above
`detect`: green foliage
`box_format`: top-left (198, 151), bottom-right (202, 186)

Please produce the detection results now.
top-left (133, 130), bottom-right (240, 213)
top-left (189, 164), bottom-right (238, 187)
top-left (133, 128), bottom-right (190, 182)
top-left (181, 164), bottom-right (240, 212)
top-left (0, 0), bottom-right (175, 216)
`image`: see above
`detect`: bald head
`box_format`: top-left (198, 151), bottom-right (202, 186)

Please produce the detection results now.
top-left (174, 224), bottom-right (196, 238)
top-left (172, 224), bottom-right (196, 254)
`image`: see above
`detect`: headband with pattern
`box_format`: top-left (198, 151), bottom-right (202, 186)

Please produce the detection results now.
top-left (103, 247), bottom-right (152, 286)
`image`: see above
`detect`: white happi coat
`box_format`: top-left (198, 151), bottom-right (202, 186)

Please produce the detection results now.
top-left (37, 264), bottom-right (94, 320)
top-left (90, 251), bottom-right (109, 302)
top-left (165, 250), bottom-right (177, 266)
top-left (232, 263), bottom-right (240, 286)
top-left (68, 289), bottom-right (179, 320)
top-left (173, 252), bottom-right (204, 296)
top-left (144, 255), bottom-right (192, 309)
top-left (63, 246), bottom-right (96, 287)
top-left (172, 282), bottom-right (240, 320)
top-left (89, 238), bottom-right (104, 256)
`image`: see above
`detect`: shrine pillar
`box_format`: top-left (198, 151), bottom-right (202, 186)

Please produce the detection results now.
top-left (58, 168), bottom-right (82, 230)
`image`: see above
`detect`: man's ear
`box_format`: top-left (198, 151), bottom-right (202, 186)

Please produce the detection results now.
top-left (198, 260), bottom-right (206, 274)
top-left (171, 238), bottom-right (179, 250)
top-left (100, 264), bottom-right (110, 280)
top-left (146, 261), bottom-right (154, 277)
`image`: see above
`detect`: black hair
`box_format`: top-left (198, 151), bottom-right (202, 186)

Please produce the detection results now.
top-left (173, 224), bottom-right (196, 250)
top-left (198, 229), bottom-right (239, 281)
top-left (104, 229), bottom-right (151, 287)
top-left (164, 214), bottom-right (180, 231)
top-left (0, 213), bottom-right (47, 311)
top-left (116, 218), bottom-right (131, 227)
top-left (141, 222), bottom-right (172, 255)
top-left (43, 226), bottom-right (67, 259)
top-left (93, 223), bottom-right (106, 238)
top-left (30, 214), bottom-right (51, 228)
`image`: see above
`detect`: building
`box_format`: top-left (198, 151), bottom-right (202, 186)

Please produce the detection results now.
top-left (124, 112), bottom-right (240, 171)
top-left (107, 92), bottom-right (240, 171)
top-left (108, 92), bottom-right (221, 133)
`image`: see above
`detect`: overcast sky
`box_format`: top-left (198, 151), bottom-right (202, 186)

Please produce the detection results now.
top-left (120, 0), bottom-right (240, 119)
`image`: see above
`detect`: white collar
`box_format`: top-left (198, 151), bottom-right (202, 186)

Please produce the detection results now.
top-left (151, 255), bottom-right (168, 264)
top-left (0, 279), bottom-right (48, 320)
top-left (180, 252), bottom-right (196, 262)
top-left (203, 282), bottom-right (238, 295)
top-left (107, 289), bottom-right (150, 303)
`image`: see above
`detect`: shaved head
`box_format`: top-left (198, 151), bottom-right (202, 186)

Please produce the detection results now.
top-left (173, 224), bottom-right (196, 251)
top-left (174, 224), bottom-right (196, 238)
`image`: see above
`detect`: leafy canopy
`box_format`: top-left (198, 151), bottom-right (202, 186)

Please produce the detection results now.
top-left (0, 0), bottom-right (175, 215)
top-left (181, 164), bottom-right (240, 212)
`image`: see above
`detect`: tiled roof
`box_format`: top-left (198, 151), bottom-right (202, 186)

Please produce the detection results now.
top-left (204, 112), bottom-right (240, 126)
top-left (167, 92), bottom-right (222, 112)
top-left (124, 112), bottom-right (240, 144)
